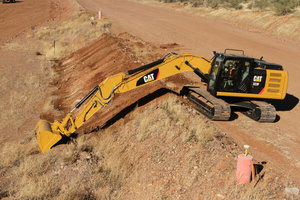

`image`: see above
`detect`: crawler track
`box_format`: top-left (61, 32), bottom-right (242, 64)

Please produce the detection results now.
top-left (242, 101), bottom-right (276, 122)
top-left (181, 86), bottom-right (231, 121)
top-left (181, 86), bottom-right (277, 123)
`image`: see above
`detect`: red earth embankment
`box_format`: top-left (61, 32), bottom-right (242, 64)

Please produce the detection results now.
top-left (44, 33), bottom-right (188, 133)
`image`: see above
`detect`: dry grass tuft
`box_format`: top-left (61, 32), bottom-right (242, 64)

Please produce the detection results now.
top-left (0, 133), bottom-right (39, 169)
top-left (222, 169), bottom-right (284, 199)
top-left (0, 95), bottom-right (291, 199)
top-left (3, 10), bottom-right (111, 60)
top-left (62, 142), bottom-right (78, 165)
top-left (16, 173), bottom-right (60, 200)
top-left (0, 143), bottom-right (23, 169)
top-left (158, 96), bottom-right (216, 143)
top-left (157, 1), bottom-right (300, 43)
top-left (57, 178), bottom-right (95, 200)
top-left (31, 10), bottom-right (111, 60)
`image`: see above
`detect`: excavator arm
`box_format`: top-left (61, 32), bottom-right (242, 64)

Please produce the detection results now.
top-left (36, 53), bottom-right (212, 153)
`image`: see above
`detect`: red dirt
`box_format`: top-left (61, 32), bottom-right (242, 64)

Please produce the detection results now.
top-left (0, 0), bottom-right (73, 143)
top-left (46, 33), bottom-right (187, 133)
top-left (0, 0), bottom-right (72, 45)
top-left (75, 0), bottom-right (300, 184)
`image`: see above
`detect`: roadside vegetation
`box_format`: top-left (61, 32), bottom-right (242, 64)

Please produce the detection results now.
top-left (0, 96), bottom-right (292, 199)
top-left (155, 0), bottom-right (300, 42)
top-left (4, 10), bottom-right (111, 60)
top-left (158, 0), bottom-right (300, 15)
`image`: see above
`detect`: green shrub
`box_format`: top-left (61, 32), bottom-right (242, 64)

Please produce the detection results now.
top-left (273, 0), bottom-right (298, 15)
top-left (226, 0), bottom-right (244, 9)
top-left (158, 0), bottom-right (184, 2)
top-left (206, 0), bottom-right (223, 8)
top-left (157, 0), bottom-right (300, 14)
top-left (247, 2), bottom-right (253, 9)
top-left (253, 0), bottom-right (271, 11)
top-left (191, 0), bottom-right (205, 7)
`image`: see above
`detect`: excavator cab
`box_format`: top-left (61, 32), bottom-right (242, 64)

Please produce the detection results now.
top-left (207, 49), bottom-right (287, 101)
top-left (206, 48), bottom-right (287, 98)
top-left (207, 52), bottom-right (254, 95)
top-left (182, 49), bottom-right (288, 122)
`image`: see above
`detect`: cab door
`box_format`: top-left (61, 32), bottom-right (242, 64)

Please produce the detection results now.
top-left (207, 56), bottom-right (223, 95)
top-left (217, 58), bottom-right (253, 93)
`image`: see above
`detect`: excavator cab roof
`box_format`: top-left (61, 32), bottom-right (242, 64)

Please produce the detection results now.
top-left (214, 49), bottom-right (283, 71)
top-left (215, 52), bottom-right (254, 61)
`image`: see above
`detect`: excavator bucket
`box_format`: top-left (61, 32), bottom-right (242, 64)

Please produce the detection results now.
top-left (36, 120), bottom-right (62, 153)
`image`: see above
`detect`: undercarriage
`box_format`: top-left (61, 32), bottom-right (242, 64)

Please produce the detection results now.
top-left (181, 86), bottom-right (277, 122)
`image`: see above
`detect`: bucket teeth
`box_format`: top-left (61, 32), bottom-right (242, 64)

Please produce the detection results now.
top-left (36, 120), bottom-right (62, 153)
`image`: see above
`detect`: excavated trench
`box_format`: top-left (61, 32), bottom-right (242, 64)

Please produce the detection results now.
top-left (43, 33), bottom-right (191, 134)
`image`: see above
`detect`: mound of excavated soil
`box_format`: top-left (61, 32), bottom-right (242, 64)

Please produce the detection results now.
top-left (43, 33), bottom-right (189, 134)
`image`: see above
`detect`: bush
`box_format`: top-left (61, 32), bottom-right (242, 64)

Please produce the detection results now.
top-left (206, 0), bottom-right (223, 8)
top-left (226, 0), bottom-right (244, 9)
top-left (158, 0), bottom-right (183, 2)
top-left (191, 0), bottom-right (205, 7)
top-left (157, 0), bottom-right (300, 14)
top-left (253, 0), bottom-right (271, 11)
top-left (273, 0), bottom-right (298, 15)
top-left (158, 0), bottom-right (244, 9)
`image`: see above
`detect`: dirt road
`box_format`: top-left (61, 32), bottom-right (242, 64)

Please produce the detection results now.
top-left (77, 0), bottom-right (300, 182)
top-left (0, 0), bottom-right (72, 142)
top-left (0, 0), bottom-right (71, 45)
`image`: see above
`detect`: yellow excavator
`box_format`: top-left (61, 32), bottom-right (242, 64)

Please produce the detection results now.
top-left (36, 50), bottom-right (288, 153)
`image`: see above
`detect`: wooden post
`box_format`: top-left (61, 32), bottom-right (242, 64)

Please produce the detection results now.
top-left (98, 11), bottom-right (102, 20)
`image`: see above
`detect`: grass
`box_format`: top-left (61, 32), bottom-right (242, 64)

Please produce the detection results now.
top-left (155, 0), bottom-right (300, 42)
top-left (158, 0), bottom-right (300, 14)
top-left (3, 10), bottom-right (111, 61)
top-left (158, 97), bottom-right (216, 143)
top-left (30, 10), bottom-right (111, 60)
top-left (204, 7), bottom-right (300, 41)
top-left (0, 134), bottom-right (39, 170)
top-left (0, 96), bottom-right (292, 199)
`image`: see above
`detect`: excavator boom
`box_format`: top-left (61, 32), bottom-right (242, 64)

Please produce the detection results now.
top-left (36, 53), bottom-right (211, 153)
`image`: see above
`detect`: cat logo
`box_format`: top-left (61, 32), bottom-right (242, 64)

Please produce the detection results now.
top-left (136, 69), bottom-right (159, 86)
top-left (253, 75), bottom-right (263, 82)
top-left (253, 75), bottom-right (263, 86)
top-left (143, 73), bottom-right (155, 83)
